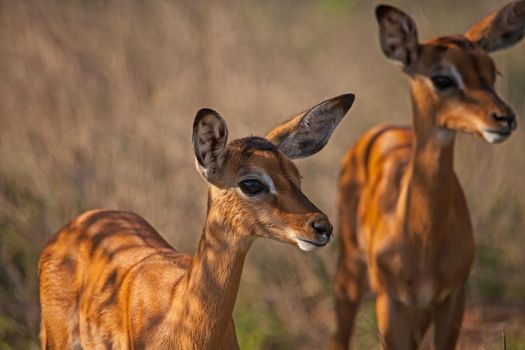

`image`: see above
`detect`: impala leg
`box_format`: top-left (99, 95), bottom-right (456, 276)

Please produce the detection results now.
top-left (39, 307), bottom-right (73, 349)
top-left (39, 287), bottom-right (73, 349)
top-left (331, 254), bottom-right (366, 350)
top-left (415, 310), bottom-right (432, 348)
top-left (433, 286), bottom-right (466, 350)
top-left (376, 292), bottom-right (426, 350)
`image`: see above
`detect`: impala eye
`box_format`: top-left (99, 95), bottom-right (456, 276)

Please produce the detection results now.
top-left (431, 75), bottom-right (457, 91)
top-left (239, 179), bottom-right (267, 196)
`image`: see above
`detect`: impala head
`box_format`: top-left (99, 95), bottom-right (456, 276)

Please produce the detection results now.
top-left (192, 94), bottom-right (355, 251)
top-left (376, 1), bottom-right (525, 143)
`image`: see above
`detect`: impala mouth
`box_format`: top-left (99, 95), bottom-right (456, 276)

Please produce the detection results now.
top-left (481, 128), bottom-right (512, 144)
top-left (295, 235), bottom-right (331, 252)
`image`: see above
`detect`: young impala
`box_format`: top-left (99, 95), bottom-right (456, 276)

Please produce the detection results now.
top-left (38, 93), bottom-right (354, 349)
top-left (332, 2), bottom-right (523, 349)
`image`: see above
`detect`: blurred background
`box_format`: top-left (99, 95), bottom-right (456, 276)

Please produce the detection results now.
top-left (1, 0), bottom-right (524, 349)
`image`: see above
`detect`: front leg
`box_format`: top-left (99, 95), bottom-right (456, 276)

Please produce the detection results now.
top-left (433, 286), bottom-right (465, 350)
top-left (331, 253), bottom-right (367, 350)
top-left (376, 292), bottom-right (430, 350)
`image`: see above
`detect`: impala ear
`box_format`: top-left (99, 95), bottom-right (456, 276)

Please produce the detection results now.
top-left (266, 93), bottom-right (354, 159)
top-left (465, 0), bottom-right (525, 53)
top-left (192, 108), bottom-right (228, 183)
top-left (375, 5), bottom-right (419, 67)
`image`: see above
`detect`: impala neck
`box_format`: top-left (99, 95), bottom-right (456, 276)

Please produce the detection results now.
top-left (405, 81), bottom-right (456, 251)
top-left (173, 189), bottom-right (253, 347)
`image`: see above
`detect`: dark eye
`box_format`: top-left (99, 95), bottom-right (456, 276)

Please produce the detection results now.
top-left (239, 179), bottom-right (267, 196)
top-left (431, 75), bottom-right (457, 91)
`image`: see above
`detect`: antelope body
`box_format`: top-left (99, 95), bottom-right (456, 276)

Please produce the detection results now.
top-left (332, 2), bottom-right (523, 349)
top-left (39, 94), bottom-right (355, 349)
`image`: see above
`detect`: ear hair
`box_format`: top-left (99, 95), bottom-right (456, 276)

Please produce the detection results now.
top-left (465, 0), bottom-right (525, 52)
top-left (266, 93), bottom-right (355, 159)
top-left (376, 5), bottom-right (419, 67)
top-left (192, 108), bottom-right (228, 183)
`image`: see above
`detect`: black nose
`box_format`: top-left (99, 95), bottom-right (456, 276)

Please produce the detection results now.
top-left (311, 216), bottom-right (333, 237)
top-left (492, 113), bottom-right (517, 131)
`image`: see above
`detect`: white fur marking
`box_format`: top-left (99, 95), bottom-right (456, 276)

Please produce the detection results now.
top-left (262, 174), bottom-right (277, 194)
top-left (482, 130), bottom-right (508, 143)
top-left (295, 238), bottom-right (319, 252)
top-left (285, 228), bottom-right (323, 252)
top-left (449, 65), bottom-right (465, 89)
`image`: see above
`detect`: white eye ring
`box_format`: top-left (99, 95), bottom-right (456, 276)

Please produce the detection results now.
top-left (261, 174), bottom-right (277, 194)
top-left (237, 169), bottom-right (277, 196)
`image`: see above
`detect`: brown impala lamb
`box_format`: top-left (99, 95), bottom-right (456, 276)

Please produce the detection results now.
top-left (332, 2), bottom-right (523, 350)
top-left (39, 93), bottom-right (355, 349)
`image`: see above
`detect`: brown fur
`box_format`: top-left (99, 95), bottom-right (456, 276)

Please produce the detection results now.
top-left (39, 94), bottom-right (354, 349)
top-left (332, 3), bottom-right (523, 349)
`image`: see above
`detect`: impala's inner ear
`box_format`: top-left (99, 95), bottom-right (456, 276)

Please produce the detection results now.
top-left (192, 108), bottom-right (228, 183)
top-left (266, 93), bottom-right (355, 159)
top-left (464, 0), bottom-right (525, 52)
top-left (375, 4), bottom-right (419, 67)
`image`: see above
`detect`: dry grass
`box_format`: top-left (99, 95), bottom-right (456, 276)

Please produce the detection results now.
top-left (0, 0), bottom-right (524, 348)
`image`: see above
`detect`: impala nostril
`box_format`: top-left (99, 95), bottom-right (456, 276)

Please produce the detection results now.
top-left (492, 113), bottom-right (516, 129)
top-left (311, 217), bottom-right (333, 236)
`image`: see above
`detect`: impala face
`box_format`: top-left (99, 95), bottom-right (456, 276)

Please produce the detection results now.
top-left (411, 37), bottom-right (516, 143)
top-left (376, 3), bottom-right (523, 143)
top-left (212, 137), bottom-right (333, 251)
top-left (192, 94), bottom-right (355, 251)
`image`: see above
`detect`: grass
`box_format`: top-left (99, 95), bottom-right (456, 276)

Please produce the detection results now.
top-left (1, 0), bottom-right (524, 348)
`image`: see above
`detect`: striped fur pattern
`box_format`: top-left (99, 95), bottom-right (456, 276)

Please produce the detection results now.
top-left (39, 94), bottom-right (354, 349)
top-left (332, 2), bottom-right (523, 350)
